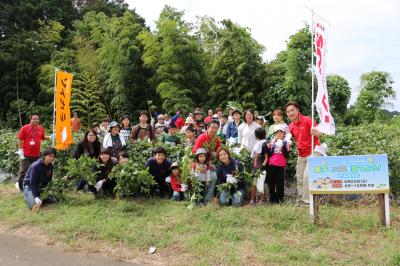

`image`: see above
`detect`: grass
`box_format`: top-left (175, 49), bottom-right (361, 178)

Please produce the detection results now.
top-left (0, 184), bottom-right (399, 265)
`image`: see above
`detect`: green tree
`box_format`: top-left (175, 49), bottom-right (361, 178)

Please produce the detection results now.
top-left (355, 71), bottom-right (396, 122)
top-left (326, 74), bottom-right (351, 117)
top-left (139, 6), bottom-right (206, 113)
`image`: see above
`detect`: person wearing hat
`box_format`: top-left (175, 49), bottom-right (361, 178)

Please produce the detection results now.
top-left (266, 124), bottom-right (291, 204)
top-left (193, 108), bottom-right (205, 136)
top-left (155, 114), bottom-right (168, 138)
top-left (180, 116), bottom-right (196, 134)
top-left (191, 148), bottom-right (211, 204)
top-left (169, 162), bottom-right (188, 201)
top-left (102, 121), bottom-right (126, 159)
top-left (225, 109), bottom-right (242, 144)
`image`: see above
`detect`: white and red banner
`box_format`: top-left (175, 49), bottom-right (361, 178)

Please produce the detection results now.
top-left (313, 19), bottom-right (335, 135)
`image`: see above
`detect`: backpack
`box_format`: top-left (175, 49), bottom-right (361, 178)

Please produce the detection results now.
top-left (133, 124), bottom-right (154, 140)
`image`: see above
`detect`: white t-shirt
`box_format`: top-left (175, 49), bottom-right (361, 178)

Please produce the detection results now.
top-left (238, 122), bottom-right (261, 152)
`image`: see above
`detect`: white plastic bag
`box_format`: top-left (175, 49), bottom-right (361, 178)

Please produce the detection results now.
top-left (257, 171), bottom-right (266, 194)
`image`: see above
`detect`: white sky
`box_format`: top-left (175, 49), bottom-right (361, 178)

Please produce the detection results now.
top-left (127, 0), bottom-right (400, 111)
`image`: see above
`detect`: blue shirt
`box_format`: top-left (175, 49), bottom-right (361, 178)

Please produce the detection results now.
top-left (23, 158), bottom-right (54, 197)
top-left (225, 121), bottom-right (242, 139)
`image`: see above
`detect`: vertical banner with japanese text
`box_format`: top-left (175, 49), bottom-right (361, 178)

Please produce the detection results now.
top-left (55, 70), bottom-right (73, 150)
top-left (313, 19), bottom-right (335, 135)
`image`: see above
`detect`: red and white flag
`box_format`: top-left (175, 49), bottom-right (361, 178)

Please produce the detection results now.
top-left (313, 19), bottom-right (335, 135)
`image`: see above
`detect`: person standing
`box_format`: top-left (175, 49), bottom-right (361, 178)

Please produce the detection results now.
top-left (238, 109), bottom-right (261, 152)
top-left (130, 111), bottom-right (156, 143)
top-left (71, 111), bottom-right (81, 132)
top-left (119, 115), bottom-right (132, 143)
top-left (103, 121), bottom-right (126, 159)
top-left (16, 113), bottom-right (51, 191)
top-left (285, 101), bottom-right (321, 205)
top-left (225, 109), bottom-right (242, 145)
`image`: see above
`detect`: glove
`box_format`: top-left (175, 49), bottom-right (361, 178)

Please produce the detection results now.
top-left (34, 197), bottom-right (42, 205)
top-left (49, 133), bottom-right (56, 140)
top-left (181, 184), bottom-right (187, 192)
top-left (165, 176), bottom-right (171, 183)
top-left (16, 149), bottom-right (25, 160)
top-left (226, 175), bottom-right (237, 184)
top-left (95, 180), bottom-right (105, 191)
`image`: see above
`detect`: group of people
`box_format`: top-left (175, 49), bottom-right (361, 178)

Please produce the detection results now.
top-left (17, 101), bottom-right (326, 211)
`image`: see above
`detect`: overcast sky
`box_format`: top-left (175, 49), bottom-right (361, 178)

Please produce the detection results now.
top-left (127, 0), bottom-right (400, 111)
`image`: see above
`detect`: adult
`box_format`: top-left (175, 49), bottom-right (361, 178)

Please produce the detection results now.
top-left (99, 117), bottom-right (110, 138)
top-left (74, 129), bottom-right (101, 191)
top-left (91, 122), bottom-right (101, 136)
top-left (193, 108), bottom-right (205, 136)
top-left (238, 109), bottom-right (261, 152)
top-left (285, 101), bottom-right (321, 204)
top-left (119, 115), bottom-right (132, 142)
top-left (16, 113), bottom-right (51, 191)
top-left (227, 106), bottom-right (235, 123)
top-left (215, 107), bottom-right (223, 119)
top-left (93, 148), bottom-right (118, 196)
top-left (103, 121), bottom-right (126, 159)
top-left (216, 147), bottom-right (245, 207)
top-left (145, 147), bottom-right (172, 196)
top-left (204, 109), bottom-right (214, 127)
top-left (192, 119), bottom-right (221, 203)
top-left (23, 147), bottom-right (57, 211)
top-left (225, 109), bottom-right (242, 145)
top-left (130, 111), bottom-right (156, 143)
top-left (71, 111), bottom-right (81, 132)
top-left (171, 111), bottom-right (185, 129)
top-left (218, 114), bottom-right (228, 139)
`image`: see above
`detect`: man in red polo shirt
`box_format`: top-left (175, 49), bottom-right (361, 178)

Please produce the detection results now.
top-left (16, 113), bottom-right (50, 191)
top-left (192, 119), bottom-right (221, 203)
top-left (285, 101), bottom-right (322, 205)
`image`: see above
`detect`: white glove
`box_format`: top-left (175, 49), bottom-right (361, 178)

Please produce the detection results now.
top-left (95, 180), bottom-right (105, 191)
top-left (181, 184), bottom-right (188, 192)
top-left (16, 149), bottom-right (25, 160)
top-left (226, 174), bottom-right (237, 184)
top-left (165, 176), bottom-right (171, 183)
top-left (49, 133), bottom-right (56, 140)
top-left (34, 197), bottom-right (42, 205)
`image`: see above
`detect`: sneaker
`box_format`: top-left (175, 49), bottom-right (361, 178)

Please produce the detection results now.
top-left (15, 182), bottom-right (20, 191)
top-left (249, 199), bottom-right (256, 205)
top-left (257, 199), bottom-right (265, 205)
top-left (31, 203), bottom-right (41, 213)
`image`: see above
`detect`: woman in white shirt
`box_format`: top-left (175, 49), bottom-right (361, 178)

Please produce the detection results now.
top-left (238, 109), bottom-right (261, 152)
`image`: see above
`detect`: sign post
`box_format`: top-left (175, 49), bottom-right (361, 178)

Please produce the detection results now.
top-left (308, 154), bottom-right (390, 227)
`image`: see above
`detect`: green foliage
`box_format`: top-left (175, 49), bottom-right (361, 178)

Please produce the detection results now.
top-left (326, 74), bottom-right (351, 118)
top-left (109, 161), bottom-right (157, 197)
top-left (355, 71), bottom-right (396, 122)
top-left (64, 156), bottom-right (100, 185)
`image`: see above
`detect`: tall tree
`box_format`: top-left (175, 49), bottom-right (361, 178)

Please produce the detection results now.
top-left (326, 74), bottom-right (351, 117)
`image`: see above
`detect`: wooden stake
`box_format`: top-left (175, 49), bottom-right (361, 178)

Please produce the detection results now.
top-left (378, 193), bottom-right (385, 226)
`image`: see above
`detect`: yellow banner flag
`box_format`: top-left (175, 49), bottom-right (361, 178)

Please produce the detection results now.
top-left (55, 70), bottom-right (74, 150)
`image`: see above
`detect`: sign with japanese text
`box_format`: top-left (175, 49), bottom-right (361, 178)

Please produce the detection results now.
top-left (308, 155), bottom-right (389, 194)
top-left (55, 70), bottom-right (73, 150)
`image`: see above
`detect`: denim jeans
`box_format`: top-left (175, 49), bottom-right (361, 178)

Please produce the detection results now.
top-left (23, 185), bottom-right (36, 209)
top-left (171, 191), bottom-right (185, 201)
top-left (219, 188), bottom-right (245, 207)
top-left (204, 171), bottom-right (217, 203)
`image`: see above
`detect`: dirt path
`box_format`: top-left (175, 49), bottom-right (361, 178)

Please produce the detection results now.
top-left (0, 231), bottom-right (137, 266)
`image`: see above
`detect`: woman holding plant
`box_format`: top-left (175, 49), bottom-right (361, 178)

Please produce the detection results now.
top-left (216, 147), bottom-right (245, 207)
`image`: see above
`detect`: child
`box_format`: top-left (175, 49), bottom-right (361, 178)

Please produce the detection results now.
top-left (118, 151), bottom-right (129, 164)
top-left (184, 125), bottom-right (196, 147)
top-left (267, 125), bottom-right (290, 204)
top-left (155, 114), bottom-right (168, 138)
top-left (161, 123), bottom-right (181, 146)
top-left (191, 148), bottom-right (211, 203)
top-left (250, 127), bottom-right (269, 205)
top-left (170, 163), bottom-right (187, 201)
top-left (267, 109), bottom-right (291, 142)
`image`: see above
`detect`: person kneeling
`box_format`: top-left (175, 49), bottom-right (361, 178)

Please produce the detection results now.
top-left (216, 147), bottom-right (245, 207)
top-left (170, 163), bottom-right (188, 201)
top-left (23, 148), bottom-right (57, 212)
